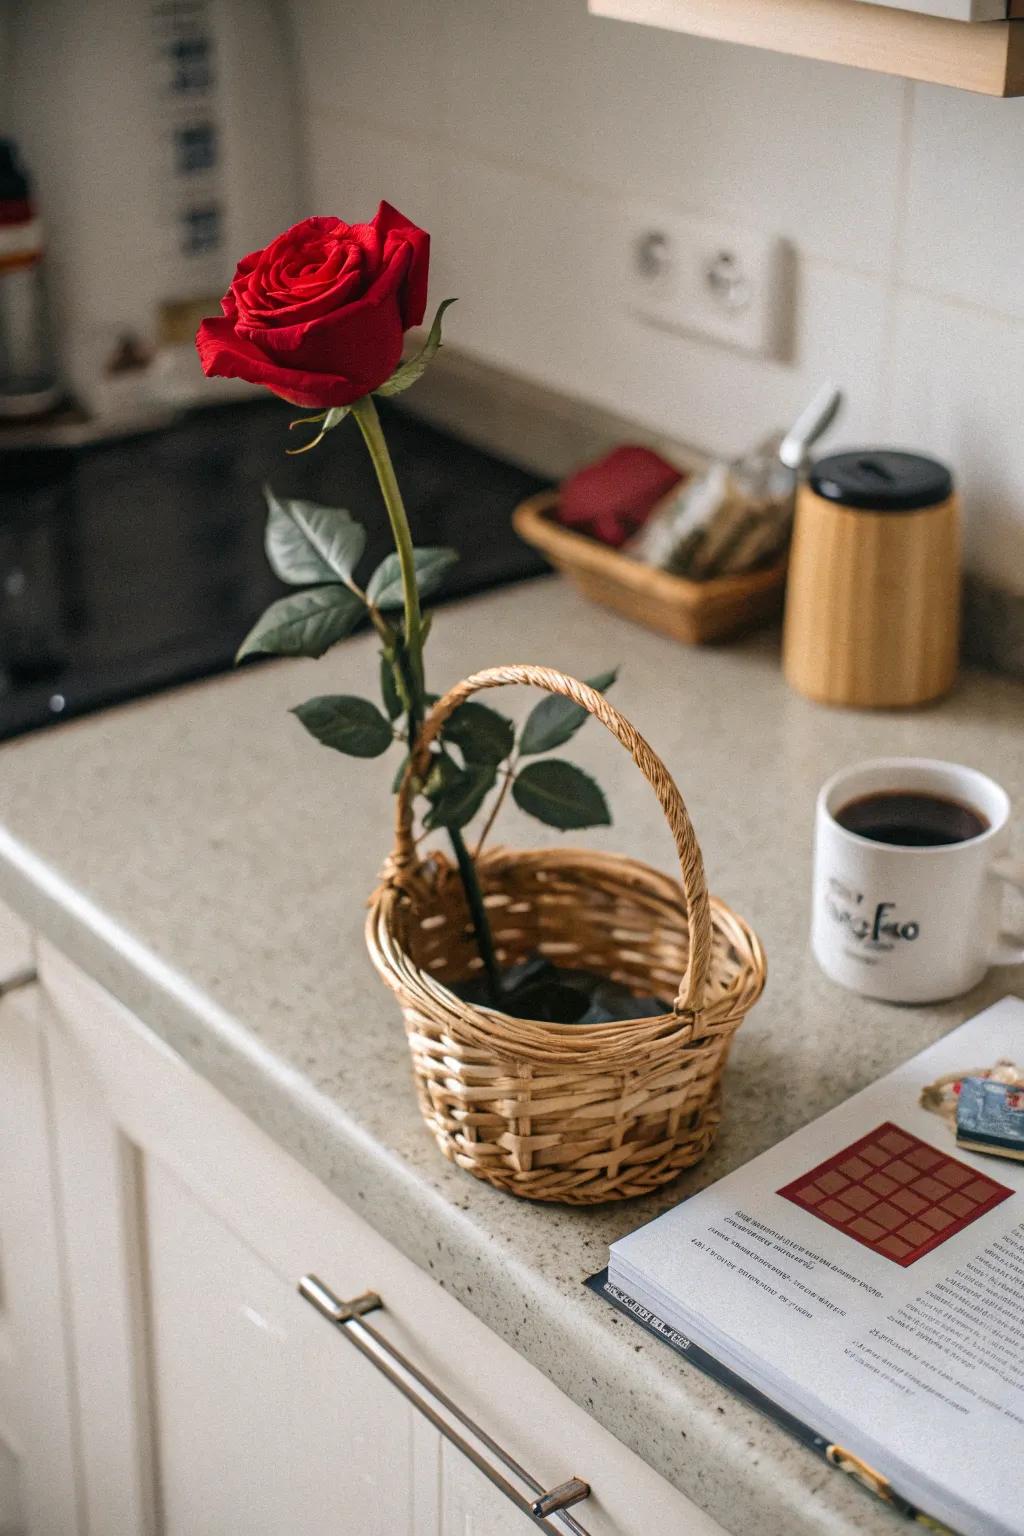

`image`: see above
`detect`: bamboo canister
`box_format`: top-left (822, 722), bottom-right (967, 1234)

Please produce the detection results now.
top-left (782, 451), bottom-right (960, 708)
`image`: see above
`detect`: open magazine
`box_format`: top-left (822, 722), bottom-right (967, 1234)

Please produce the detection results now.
top-left (598, 997), bottom-right (1024, 1536)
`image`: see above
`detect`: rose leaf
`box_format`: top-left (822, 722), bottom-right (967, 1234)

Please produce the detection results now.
top-left (236, 585), bottom-right (365, 661)
top-left (512, 760), bottom-right (611, 830)
top-left (291, 696), bottom-right (394, 758)
top-left (518, 669), bottom-right (619, 757)
top-left (264, 487), bottom-right (367, 586)
top-left (423, 762), bottom-right (497, 831)
top-left (442, 702), bottom-right (515, 766)
top-left (366, 547), bottom-right (458, 610)
top-left (375, 299), bottom-right (458, 398)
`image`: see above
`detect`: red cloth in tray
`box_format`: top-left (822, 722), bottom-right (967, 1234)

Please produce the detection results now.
top-left (557, 445), bottom-right (683, 548)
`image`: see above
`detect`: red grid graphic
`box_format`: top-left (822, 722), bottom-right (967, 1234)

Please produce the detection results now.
top-left (777, 1121), bottom-right (1012, 1268)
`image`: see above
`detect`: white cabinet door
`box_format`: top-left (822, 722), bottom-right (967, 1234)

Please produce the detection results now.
top-left (439, 1442), bottom-right (539, 1536)
top-left (142, 1156), bottom-right (420, 1536)
top-left (0, 985), bottom-right (81, 1536)
top-left (38, 940), bottom-right (727, 1536)
top-left (40, 960), bottom-right (425, 1536)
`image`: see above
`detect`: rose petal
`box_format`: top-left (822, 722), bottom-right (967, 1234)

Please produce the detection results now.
top-left (196, 315), bottom-right (378, 408)
top-left (373, 201), bottom-right (430, 327)
top-left (241, 245), bottom-right (411, 351)
top-left (232, 217), bottom-right (357, 327)
top-left (240, 297), bottom-right (404, 394)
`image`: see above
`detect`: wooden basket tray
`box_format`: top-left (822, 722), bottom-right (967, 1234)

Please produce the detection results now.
top-left (514, 489), bottom-right (787, 645)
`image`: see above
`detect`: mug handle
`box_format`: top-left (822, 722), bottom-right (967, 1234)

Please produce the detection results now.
top-left (990, 856), bottom-right (1024, 966)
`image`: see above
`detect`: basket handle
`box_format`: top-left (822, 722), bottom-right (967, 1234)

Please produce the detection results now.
top-left (392, 664), bottom-right (712, 1016)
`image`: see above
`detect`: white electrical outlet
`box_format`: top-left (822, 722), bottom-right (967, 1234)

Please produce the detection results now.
top-left (622, 209), bottom-right (783, 358)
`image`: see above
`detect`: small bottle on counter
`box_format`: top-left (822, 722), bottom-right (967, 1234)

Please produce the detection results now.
top-left (0, 138), bottom-right (62, 419)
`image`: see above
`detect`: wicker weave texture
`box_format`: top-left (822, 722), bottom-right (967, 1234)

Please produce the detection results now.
top-left (367, 666), bottom-right (766, 1204)
top-left (513, 492), bottom-right (787, 646)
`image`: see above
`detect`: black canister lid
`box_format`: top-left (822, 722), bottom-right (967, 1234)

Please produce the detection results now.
top-left (809, 450), bottom-right (953, 512)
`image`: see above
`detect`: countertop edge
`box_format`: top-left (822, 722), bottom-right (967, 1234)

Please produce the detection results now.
top-left (0, 824), bottom-right (893, 1536)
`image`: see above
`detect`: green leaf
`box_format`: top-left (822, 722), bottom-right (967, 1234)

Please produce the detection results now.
top-left (264, 488), bottom-right (366, 586)
top-left (518, 669), bottom-right (619, 757)
top-left (366, 547), bottom-right (458, 610)
top-left (393, 750), bottom-right (440, 796)
top-left (424, 762), bottom-right (497, 831)
top-left (512, 760), bottom-right (611, 830)
top-left (380, 652), bottom-right (404, 720)
top-left (442, 702), bottom-right (515, 766)
top-left (291, 695), bottom-right (393, 758)
top-left (375, 299), bottom-right (458, 398)
top-left (236, 586), bottom-right (364, 661)
top-left (422, 753), bottom-right (450, 798)
top-left (286, 404), bottom-right (350, 455)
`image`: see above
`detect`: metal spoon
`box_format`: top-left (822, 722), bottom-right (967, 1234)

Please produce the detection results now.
top-left (779, 382), bottom-right (843, 473)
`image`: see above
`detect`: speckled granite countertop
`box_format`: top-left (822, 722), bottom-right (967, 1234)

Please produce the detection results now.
top-left (2, 579), bottom-right (1022, 1536)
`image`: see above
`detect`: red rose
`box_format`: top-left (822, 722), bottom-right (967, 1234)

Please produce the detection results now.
top-left (196, 202), bottom-right (430, 410)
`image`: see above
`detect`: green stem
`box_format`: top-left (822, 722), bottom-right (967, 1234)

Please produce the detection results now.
top-left (391, 638), bottom-right (419, 735)
top-left (352, 396), bottom-right (425, 694)
top-left (474, 754), bottom-right (516, 859)
top-left (350, 393), bottom-right (502, 1007)
top-left (448, 824), bottom-right (503, 1003)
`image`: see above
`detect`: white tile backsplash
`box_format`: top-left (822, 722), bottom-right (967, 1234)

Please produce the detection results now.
top-left (899, 85), bottom-right (1024, 320)
top-left (310, 106), bottom-right (890, 460)
top-left (577, 14), bottom-right (908, 277)
top-left (886, 292), bottom-right (1024, 590)
top-left (291, 2), bottom-right (1024, 588)
top-left (305, 114), bottom-right (440, 244)
top-left (435, 160), bottom-right (613, 397)
top-left (294, 0), bottom-right (442, 135)
top-left (578, 253), bottom-right (890, 458)
top-left (345, 0), bottom-right (909, 276)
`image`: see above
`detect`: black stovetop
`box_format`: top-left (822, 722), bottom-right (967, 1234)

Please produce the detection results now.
top-left (0, 399), bottom-right (549, 741)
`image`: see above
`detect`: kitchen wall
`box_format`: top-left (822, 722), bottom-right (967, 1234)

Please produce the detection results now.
top-left (0, 5), bottom-right (10, 136)
top-left (291, 0), bottom-right (1024, 594)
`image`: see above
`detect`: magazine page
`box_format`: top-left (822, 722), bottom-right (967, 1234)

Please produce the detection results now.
top-left (610, 998), bottom-right (1024, 1536)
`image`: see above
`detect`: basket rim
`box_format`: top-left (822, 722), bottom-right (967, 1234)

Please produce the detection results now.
top-left (367, 844), bottom-right (767, 1067)
top-left (513, 489), bottom-right (789, 601)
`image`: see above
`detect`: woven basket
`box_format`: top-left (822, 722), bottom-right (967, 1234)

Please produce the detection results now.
top-left (514, 491), bottom-right (788, 645)
top-left (366, 665), bottom-right (766, 1204)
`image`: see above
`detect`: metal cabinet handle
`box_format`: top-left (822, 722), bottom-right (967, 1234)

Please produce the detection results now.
top-left (299, 1274), bottom-right (592, 1534)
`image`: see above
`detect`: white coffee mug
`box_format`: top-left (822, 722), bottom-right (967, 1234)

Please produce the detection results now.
top-left (812, 758), bottom-right (1024, 1003)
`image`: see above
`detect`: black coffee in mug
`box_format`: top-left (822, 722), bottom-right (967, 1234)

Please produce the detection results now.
top-left (836, 790), bottom-right (989, 848)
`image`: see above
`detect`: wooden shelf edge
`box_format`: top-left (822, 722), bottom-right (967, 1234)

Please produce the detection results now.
top-left (589, 0), bottom-right (1024, 96)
